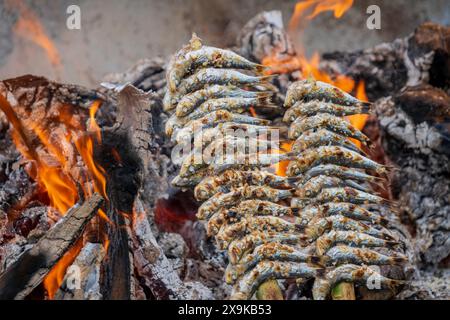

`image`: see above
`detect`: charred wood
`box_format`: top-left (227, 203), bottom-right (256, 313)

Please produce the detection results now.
top-left (0, 193), bottom-right (103, 299)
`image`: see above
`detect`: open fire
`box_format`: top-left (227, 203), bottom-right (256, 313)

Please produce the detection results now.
top-left (0, 85), bottom-right (109, 298)
top-left (0, 0), bottom-right (448, 301)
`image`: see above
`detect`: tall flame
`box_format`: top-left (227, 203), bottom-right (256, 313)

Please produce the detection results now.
top-left (7, 0), bottom-right (62, 76)
top-left (43, 101), bottom-right (109, 299)
top-left (289, 0), bottom-right (354, 31)
top-left (0, 94), bottom-right (109, 299)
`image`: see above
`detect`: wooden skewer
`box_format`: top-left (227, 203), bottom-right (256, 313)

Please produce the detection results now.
top-left (331, 282), bottom-right (356, 300)
top-left (256, 279), bottom-right (284, 300)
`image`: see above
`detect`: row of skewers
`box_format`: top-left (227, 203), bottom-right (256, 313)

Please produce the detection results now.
top-left (163, 35), bottom-right (407, 299)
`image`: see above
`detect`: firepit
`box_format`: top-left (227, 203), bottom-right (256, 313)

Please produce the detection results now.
top-left (0, 0), bottom-right (448, 300)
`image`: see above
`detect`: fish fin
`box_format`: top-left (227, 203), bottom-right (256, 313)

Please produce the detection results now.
top-left (189, 33), bottom-right (203, 50)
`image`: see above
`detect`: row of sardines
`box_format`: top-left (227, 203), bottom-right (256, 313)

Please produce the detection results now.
top-left (163, 34), bottom-right (408, 300)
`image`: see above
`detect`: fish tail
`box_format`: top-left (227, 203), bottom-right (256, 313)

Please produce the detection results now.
top-left (254, 64), bottom-right (269, 74)
top-left (310, 255), bottom-right (327, 266)
top-left (392, 255), bottom-right (408, 264)
top-left (258, 74), bottom-right (277, 82)
top-left (256, 96), bottom-right (275, 107)
top-left (357, 101), bottom-right (373, 113)
top-left (386, 240), bottom-right (402, 249)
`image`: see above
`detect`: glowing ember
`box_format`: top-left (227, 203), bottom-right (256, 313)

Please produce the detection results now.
top-left (89, 100), bottom-right (103, 142)
top-left (348, 80), bottom-right (370, 131)
top-left (154, 192), bottom-right (198, 234)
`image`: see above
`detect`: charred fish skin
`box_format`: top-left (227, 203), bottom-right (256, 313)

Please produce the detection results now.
top-left (165, 35), bottom-right (407, 300)
top-left (194, 171), bottom-right (293, 201)
top-left (284, 79), bottom-right (372, 109)
top-left (312, 264), bottom-right (403, 300)
top-left (279, 79), bottom-right (407, 300)
top-left (164, 68), bottom-right (273, 111)
top-left (291, 128), bottom-right (364, 154)
top-left (286, 146), bottom-right (387, 176)
top-left (289, 113), bottom-right (371, 145)
top-left (230, 261), bottom-right (323, 300)
top-left (176, 86), bottom-right (271, 117)
top-left (167, 45), bottom-right (266, 92)
top-left (172, 110), bottom-right (270, 144)
top-left (185, 96), bottom-right (276, 121)
top-left (283, 99), bottom-right (371, 122)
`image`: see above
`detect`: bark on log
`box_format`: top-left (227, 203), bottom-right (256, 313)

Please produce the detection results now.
top-left (0, 193), bottom-right (104, 300)
top-left (99, 84), bottom-right (166, 300)
top-left (102, 58), bottom-right (166, 98)
top-left (54, 242), bottom-right (105, 300)
top-left (236, 10), bottom-right (296, 64)
top-left (132, 198), bottom-right (212, 299)
top-left (105, 84), bottom-right (211, 299)
top-left (320, 22), bottom-right (449, 100)
top-left (375, 88), bottom-right (450, 266)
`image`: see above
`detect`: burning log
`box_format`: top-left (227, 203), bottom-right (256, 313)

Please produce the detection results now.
top-left (320, 22), bottom-right (450, 100)
top-left (54, 242), bottom-right (105, 300)
top-left (236, 10), bottom-right (299, 105)
top-left (0, 3), bottom-right (447, 300)
top-left (375, 87), bottom-right (450, 266)
top-left (237, 10), bottom-right (296, 65)
top-left (102, 84), bottom-right (211, 299)
top-left (0, 193), bottom-right (104, 300)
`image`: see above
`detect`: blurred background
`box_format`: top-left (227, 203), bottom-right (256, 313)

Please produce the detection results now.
top-left (0, 0), bottom-right (449, 86)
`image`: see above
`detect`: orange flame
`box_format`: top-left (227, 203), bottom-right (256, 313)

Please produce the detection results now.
top-left (0, 94), bottom-right (109, 299)
top-left (89, 100), bottom-right (102, 142)
top-left (43, 239), bottom-right (83, 299)
top-left (43, 101), bottom-right (109, 299)
top-left (8, 0), bottom-right (62, 75)
top-left (266, 0), bottom-right (370, 176)
top-left (289, 0), bottom-right (354, 32)
top-left (274, 142), bottom-right (294, 177)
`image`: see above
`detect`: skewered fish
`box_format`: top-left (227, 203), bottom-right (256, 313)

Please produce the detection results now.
top-left (165, 36), bottom-right (407, 300)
